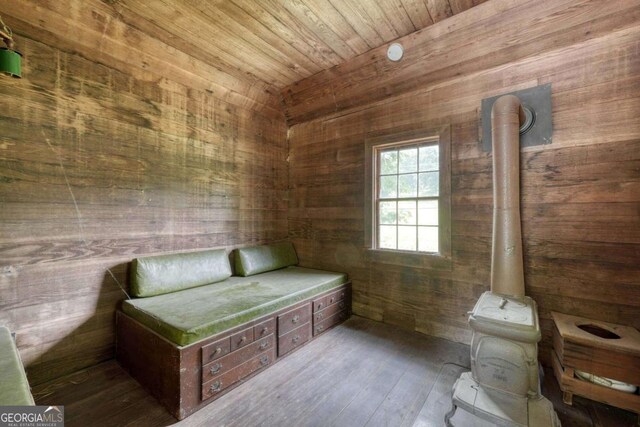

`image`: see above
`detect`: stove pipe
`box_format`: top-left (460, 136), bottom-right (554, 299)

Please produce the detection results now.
top-left (491, 95), bottom-right (526, 299)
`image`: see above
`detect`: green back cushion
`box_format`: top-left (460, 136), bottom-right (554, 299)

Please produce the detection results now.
top-left (234, 242), bottom-right (299, 277)
top-left (131, 249), bottom-right (231, 297)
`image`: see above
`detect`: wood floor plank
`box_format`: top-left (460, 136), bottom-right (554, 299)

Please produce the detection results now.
top-left (365, 358), bottom-right (440, 427)
top-left (412, 363), bottom-right (493, 427)
top-left (238, 323), bottom-right (380, 426)
top-left (285, 324), bottom-right (399, 427)
top-left (299, 320), bottom-right (421, 427)
top-left (31, 316), bottom-right (637, 427)
top-left (329, 336), bottom-right (436, 427)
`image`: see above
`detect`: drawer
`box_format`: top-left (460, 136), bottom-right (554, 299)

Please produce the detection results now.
top-left (201, 347), bottom-right (276, 401)
top-left (314, 310), bottom-right (348, 336)
top-left (202, 334), bottom-right (274, 383)
top-left (312, 295), bottom-right (327, 313)
top-left (202, 336), bottom-right (231, 365)
top-left (313, 288), bottom-right (347, 313)
top-left (326, 288), bottom-right (347, 307)
top-left (254, 318), bottom-right (275, 340)
top-left (314, 299), bottom-right (348, 323)
top-left (230, 326), bottom-right (254, 352)
top-left (278, 322), bottom-right (311, 357)
top-left (278, 304), bottom-right (311, 336)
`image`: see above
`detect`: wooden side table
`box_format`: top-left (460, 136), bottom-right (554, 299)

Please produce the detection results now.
top-left (551, 312), bottom-right (640, 424)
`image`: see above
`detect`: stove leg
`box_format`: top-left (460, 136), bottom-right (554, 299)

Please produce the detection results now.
top-left (444, 403), bottom-right (457, 427)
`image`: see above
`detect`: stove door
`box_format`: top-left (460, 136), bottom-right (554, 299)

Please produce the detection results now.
top-left (472, 335), bottom-right (536, 396)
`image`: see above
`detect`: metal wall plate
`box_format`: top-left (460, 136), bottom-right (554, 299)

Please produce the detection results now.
top-left (481, 83), bottom-right (552, 152)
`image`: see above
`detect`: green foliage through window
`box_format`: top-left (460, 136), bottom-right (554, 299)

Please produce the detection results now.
top-left (376, 141), bottom-right (440, 253)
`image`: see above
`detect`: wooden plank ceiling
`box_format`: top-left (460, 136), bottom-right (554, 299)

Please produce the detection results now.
top-left (111, 0), bottom-right (487, 90)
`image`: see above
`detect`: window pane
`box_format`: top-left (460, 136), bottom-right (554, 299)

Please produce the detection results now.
top-left (419, 145), bottom-right (439, 171)
top-left (379, 175), bottom-right (397, 199)
top-left (418, 200), bottom-right (438, 225)
top-left (398, 174), bottom-right (417, 198)
top-left (398, 226), bottom-right (417, 251)
top-left (398, 200), bottom-right (416, 225)
top-left (379, 225), bottom-right (397, 249)
top-left (379, 201), bottom-right (397, 224)
top-left (418, 172), bottom-right (439, 197)
top-left (398, 148), bottom-right (417, 173)
top-left (418, 226), bottom-right (438, 252)
top-left (380, 150), bottom-right (398, 175)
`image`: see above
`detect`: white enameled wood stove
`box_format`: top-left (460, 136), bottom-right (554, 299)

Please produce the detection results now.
top-left (445, 95), bottom-right (561, 427)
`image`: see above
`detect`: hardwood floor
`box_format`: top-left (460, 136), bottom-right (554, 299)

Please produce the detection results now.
top-left (32, 316), bottom-right (637, 426)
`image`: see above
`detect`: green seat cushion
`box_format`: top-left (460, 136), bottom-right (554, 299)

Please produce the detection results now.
top-left (0, 326), bottom-right (35, 406)
top-left (122, 266), bottom-right (348, 346)
top-left (131, 249), bottom-right (231, 297)
top-left (234, 242), bottom-right (298, 277)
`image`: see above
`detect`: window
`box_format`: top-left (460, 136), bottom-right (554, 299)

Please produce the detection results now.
top-left (365, 127), bottom-right (451, 260)
top-left (377, 141), bottom-right (439, 252)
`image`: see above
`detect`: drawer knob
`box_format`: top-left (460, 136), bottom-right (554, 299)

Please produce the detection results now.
top-left (260, 355), bottom-right (269, 366)
top-left (330, 297), bottom-right (335, 303)
top-left (292, 315), bottom-right (300, 324)
top-left (210, 363), bottom-right (222, 375)
top-left (239, 336), bottom-right (247, 344)
top-left (317, 325), bottom-right (324, 333)
top-left (317, 313), bottom-right (324, 319)
top-left (210, 347), bottom-right (222, 359)
top-left (259, 341), bottom-right (269, 350)
top-left (261, 327), bottom-right (269, 335)
top-left (210, 380), bottom-right (222, 392)
top-left (317, 302), bottom-right (323, 310)
top-left (339, 301), bottom-right (345, 309)
top-left (292, 335), bottom-right (300, 344)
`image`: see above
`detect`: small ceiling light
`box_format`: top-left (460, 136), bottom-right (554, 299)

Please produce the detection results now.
top-left (0, 15), bottom-right (22, 78)
top-left (387, 43), bottom-right (404, 62)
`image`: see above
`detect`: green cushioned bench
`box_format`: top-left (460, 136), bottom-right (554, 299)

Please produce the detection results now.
top-left (123, 266), bottom-right (347, 346)
top-left (0, 326), bottom-right (35, 406)
top-left (117, 241), bottom-right (351, 420)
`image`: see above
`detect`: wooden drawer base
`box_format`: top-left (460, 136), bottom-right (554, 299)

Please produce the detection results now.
top-left (116, 282), bottom-right (351, 420)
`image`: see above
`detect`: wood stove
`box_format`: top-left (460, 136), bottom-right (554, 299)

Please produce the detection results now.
top-left (445, 94), bottom-right (561, 426)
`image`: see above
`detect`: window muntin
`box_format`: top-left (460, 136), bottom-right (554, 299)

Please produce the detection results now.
top-left (375, 140), bottom-right (440, 253)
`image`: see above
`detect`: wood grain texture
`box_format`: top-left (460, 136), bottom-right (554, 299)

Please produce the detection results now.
top-left (0, 0), bottom-right (288, 385)
top-left (32, 317), bottom-right (637, 427)
top-left (285, 0), bottom-right (640, 365)
top-left (282, 0), bottom-right (640, 125)
top-left (107, 0), bottom-right (484, 89)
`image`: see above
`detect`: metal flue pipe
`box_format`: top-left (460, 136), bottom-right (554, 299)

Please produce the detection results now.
top-left (490, 95), bottom-right (526, 299)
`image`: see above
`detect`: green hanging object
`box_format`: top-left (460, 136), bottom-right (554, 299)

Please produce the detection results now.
top-left (0, 15), bottom-right (21, 79)
top-left (0, 47), bottom-right (22, 78)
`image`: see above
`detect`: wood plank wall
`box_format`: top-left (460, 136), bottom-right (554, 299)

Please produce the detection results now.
top-left (284, 0), bottom-right (640, 361)
top-left (0, 1), bottom-right (287, 385)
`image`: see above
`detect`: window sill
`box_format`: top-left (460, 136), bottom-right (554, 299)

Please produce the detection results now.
top-left (365, 248), bottom-right (453, 271)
